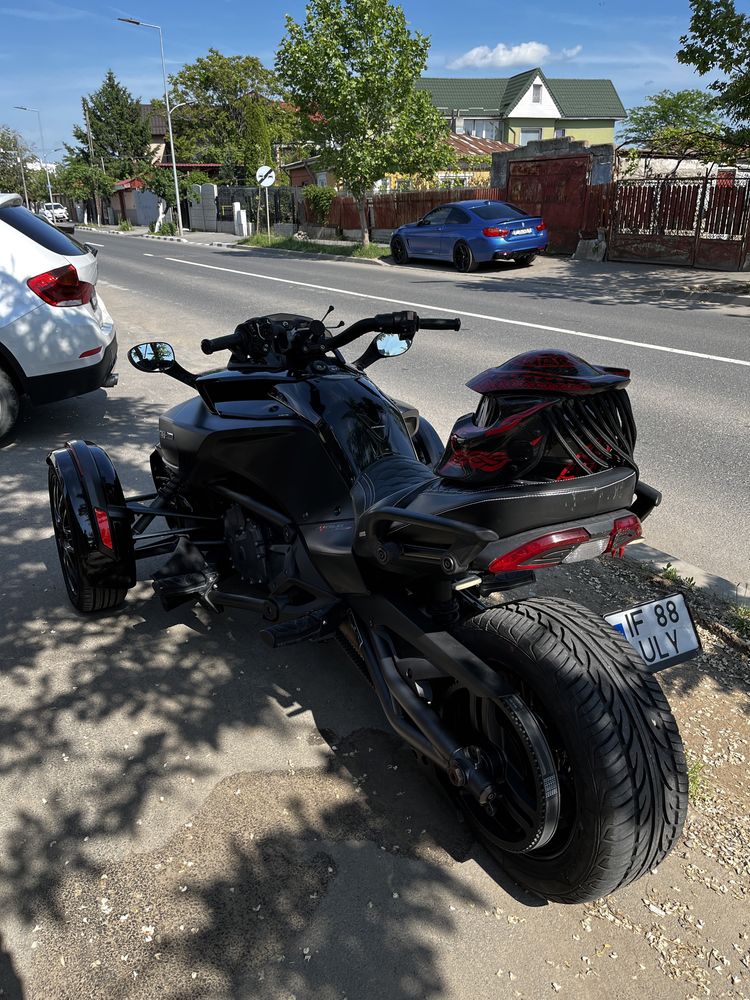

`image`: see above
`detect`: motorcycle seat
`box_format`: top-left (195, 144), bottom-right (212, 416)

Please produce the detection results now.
top-left (352, 455), bottom-right (637, 542)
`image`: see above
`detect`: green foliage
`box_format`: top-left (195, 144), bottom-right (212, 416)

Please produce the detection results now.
top-left (620, 89), bottom-right (730, 162)
top-left (118, 219), bottom-right (133, 231)
top-left (165, 49), bottom-right (293, 181)
top-left (136, 165), bottom-right (209, 210)
top-left (239, 234), bottom-right (389, 257)
top-left (677, 1), bottom-right (750, 151)
top-left (275, 0), bottom-right (455, 242)
top-left (304, 184), bottom-right (337, 224)
top-left (686, 750), bottom-right (705, 804)
top-left (0, 126), bottom-right (33, 193)
top-left (56, 160), bottom-right (113, 200)
top-left (157, 221), bottom-right (178, 236)
top-left (68, 70), bottom-right (150, 172)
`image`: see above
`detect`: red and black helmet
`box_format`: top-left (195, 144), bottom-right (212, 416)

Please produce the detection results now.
top-left (436, 350), bottom-right (637, 485)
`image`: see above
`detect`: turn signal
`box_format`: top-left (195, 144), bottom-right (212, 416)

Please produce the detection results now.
top-left (536, 221), bottom-right (547, 232)
top-left (28, 264), bottom-right (93, 307)
top-left (483, 227), bottom-right (510, 237)
top-left (606, 514), bottom-right (642, 556)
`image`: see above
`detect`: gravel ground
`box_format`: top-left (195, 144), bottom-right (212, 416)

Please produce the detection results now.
top-left (2, 554), bottom-right (748, 1000)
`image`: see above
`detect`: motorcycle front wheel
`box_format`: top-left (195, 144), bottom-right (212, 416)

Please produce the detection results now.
top-left (442, 597), bottom-right (688, 903)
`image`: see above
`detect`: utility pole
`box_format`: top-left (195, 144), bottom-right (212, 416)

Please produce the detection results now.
top-left (83, 100), bottom-right (101, 224)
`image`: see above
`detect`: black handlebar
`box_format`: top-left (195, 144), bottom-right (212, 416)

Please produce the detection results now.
top-left (201, 331), bottom-right (243, 355)
top-left (420, 317), bottom-right (461, 331)
top-left (200, 311), bottom-right (461, 358)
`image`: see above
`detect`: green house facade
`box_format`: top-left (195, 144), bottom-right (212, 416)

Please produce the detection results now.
top-left (415, 70), bottom-right (625, 147)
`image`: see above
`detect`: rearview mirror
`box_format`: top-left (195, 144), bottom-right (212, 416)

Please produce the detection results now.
top-left (128, 342), bottom-right (176, 373)
top-left (375, 332), bottom-right (411, 358)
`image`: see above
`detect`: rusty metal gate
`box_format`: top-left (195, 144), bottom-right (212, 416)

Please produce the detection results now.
top-left (507, 155), bottom-right (591, 253)
top-left (608, 177), bottom-right (750, 270)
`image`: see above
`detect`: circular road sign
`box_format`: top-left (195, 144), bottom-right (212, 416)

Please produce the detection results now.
top-left (256, 165), bottom-right (276, 187)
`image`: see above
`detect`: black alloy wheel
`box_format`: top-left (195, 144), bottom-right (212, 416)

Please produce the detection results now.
top-left (391, 236), bottom-right (409, 265)
top-left (453, 241), bottom-right (478, 273)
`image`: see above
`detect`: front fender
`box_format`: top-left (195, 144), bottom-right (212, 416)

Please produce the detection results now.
top-left (47, 440), bottom-right (135, 588)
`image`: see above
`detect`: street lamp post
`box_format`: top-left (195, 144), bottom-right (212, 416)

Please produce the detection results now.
top-left (117, 17), bottom-right (183, 236)
top-left (13, 105), bottom-right (53, 204)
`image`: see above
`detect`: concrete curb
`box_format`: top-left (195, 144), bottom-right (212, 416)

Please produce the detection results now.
top-left (624, 541), bottom-right (749, 607)
top-left (226, 243), bottom-right (389, 267)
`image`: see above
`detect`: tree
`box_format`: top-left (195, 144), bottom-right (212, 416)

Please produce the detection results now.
top-left (619, 89), bottom-right (731, 169)
top-left (677, 0), bottom-right (750, 152)
top-left (275, 0), bottom-right (455, 243)
top-left (165, 49), bottom-right (294, 181)
top-left (0, 126), bottom-right (33, 196)
top-left (67, 69), bottom-right (151, 171)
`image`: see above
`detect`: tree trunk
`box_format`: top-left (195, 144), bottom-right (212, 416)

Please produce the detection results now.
top-left (357, 196), bottom-right (370, 245)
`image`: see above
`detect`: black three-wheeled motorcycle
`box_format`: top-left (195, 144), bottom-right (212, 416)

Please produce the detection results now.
top-left (48, 309), bottom-right (689, 903)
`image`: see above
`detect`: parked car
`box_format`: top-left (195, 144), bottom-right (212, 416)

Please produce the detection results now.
top-left (0, 193), bottom-right (117, 440)
top-left (40, 202), bottom-right (70, 223)
top-left (34, 211), bottom-right (75, 236)
top-left (390, 199), bottom-right (549, 273)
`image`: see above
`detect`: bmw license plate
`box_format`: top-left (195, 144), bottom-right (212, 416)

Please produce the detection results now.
top-left (514, 227), bottom-right (533, 235)
top-left (605, 593), bottom-right (701, 671)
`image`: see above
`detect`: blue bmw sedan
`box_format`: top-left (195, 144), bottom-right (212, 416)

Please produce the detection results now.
top-left (390, 199), bottom-right (548, 273)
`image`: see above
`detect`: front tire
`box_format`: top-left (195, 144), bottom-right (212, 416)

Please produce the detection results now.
top-left (453, 241), bottom-right (478, 273)
top-left (0, 368), bottom-right (20, 441)
top-left (442, 598), bottom-right (687, 903)
top-left (48, 465), bottom-right (127, 613)
top-left (390, 236), bottom-right (410, 265)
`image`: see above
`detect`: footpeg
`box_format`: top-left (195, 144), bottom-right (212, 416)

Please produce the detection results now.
top-left (260, 606), bottom-right (338, 648)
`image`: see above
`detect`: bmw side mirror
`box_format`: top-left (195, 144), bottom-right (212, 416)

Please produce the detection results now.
top-left (375, 332), bottom-right (411, 358)
top-left (128, 342), bottom-right (176, 373)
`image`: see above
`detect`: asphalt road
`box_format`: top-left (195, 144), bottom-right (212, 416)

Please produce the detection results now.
top-left (93, 234), bottom-right (749, 585)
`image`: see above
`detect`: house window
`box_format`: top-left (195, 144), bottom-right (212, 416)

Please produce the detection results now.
top-left (519, 128), bottom-right (543, 146)
top-left (532, 84), bottom-right (543, 104)
top-left (462, 118), bottom-right (498, 139)
top-left (554, 127), bottom-right (566, 138)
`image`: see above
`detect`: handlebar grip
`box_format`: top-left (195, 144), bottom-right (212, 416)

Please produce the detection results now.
top-left (419, 317), bottom-right (461, 331)
top-left (201, 332), bottom-right (243, 355)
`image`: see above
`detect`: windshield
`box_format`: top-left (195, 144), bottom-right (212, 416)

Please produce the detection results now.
top-left (470, 202), bottom-right (531, 221)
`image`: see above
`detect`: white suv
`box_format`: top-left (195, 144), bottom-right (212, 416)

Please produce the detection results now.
top-left (0, 193), bottom-right (117, 439)
top-left (40, 202), bottom-right (70, 222)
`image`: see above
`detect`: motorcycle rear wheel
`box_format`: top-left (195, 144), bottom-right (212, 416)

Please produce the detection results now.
top-left (443, 597), bottom-right (687, 903)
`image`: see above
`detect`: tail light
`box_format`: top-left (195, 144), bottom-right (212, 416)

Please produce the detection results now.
top-left (27, 264), bottom-right (93, 307)
top-left (536, 221), bottom-right (547, 232)
top-left (483, 227), bottom-right (510, 237)
top-left (488, 528), bottom-right (598, 572)
top-left (606, 514), bottom-right (642, 556)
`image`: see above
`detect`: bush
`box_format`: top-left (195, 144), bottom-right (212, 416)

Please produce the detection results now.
top-left (158, 221), bottom-right (178, 237)
top-left (118, 219), bottom-right (133, 231)
top-left (304, 185), bottom-right (337, 225)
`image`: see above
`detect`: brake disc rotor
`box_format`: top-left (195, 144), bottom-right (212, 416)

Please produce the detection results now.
top-left (444, 685), bottom-right (561, 854)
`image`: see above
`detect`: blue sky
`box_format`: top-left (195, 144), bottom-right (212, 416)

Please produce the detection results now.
top-left (0, 0), bottom-right (722, 159)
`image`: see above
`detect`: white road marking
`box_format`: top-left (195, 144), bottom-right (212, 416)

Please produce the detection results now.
top-left (86, 241), bottom-right (105, 246)
top-left (143, 252), bottom-right (155, 257)
top-left (163, 256), bottom-right (750, 369)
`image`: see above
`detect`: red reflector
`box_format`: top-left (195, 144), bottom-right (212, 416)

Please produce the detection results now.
top-left (79, 346), bottom-right (103, 358)
top-left (483, 226), bottom-right (510, 237)
top-left (27, 264), bottom-right (93, 307)
top-left (536, 221), bottom-right (547, 232)
top-left (94, 507), bottom-right (113, 549)
top-left (606, 514), bottom-right (642, 556)
top-left (488, 528), bottom-right (591, 573)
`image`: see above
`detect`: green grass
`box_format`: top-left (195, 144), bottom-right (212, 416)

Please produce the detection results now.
top-left (660, 562), bottom-right (696, 589)
top-left (238, 234), bottom-right (390, 259)
top-left (728, 603), bottom-right (750, 640)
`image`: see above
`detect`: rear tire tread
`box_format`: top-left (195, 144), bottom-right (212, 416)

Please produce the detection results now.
top-left (458, 598), bottom-right (687, 902)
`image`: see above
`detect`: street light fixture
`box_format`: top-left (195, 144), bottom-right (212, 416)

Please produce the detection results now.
top-left (13, 105), bottom-right (53, 204)
top-left (116, 17), bottom-right (183, 235)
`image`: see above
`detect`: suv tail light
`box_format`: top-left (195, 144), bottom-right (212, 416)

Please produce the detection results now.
top-left (536, 221), bottom-right (547, 232)
top-left (27, 264), bottom-right (93, 307)
top-left (483, 227), bottom-right (510, 237)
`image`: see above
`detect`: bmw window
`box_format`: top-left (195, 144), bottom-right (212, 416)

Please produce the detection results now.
top-left (0, 205), bottom-right (87, 255)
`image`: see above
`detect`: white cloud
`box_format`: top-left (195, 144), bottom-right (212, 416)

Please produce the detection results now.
top-left (448, 41), bottom-right (584, 70)
top-left (449, 42), bottom-right (551, 70)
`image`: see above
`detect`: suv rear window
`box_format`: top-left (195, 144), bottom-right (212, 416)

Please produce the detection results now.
top-left (0, 205), bottom-right (86, 256)
top-left (471, 202), bottom-right (530, 221)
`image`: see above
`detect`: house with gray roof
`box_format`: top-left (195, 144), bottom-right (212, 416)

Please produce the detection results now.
top-left (416, 69), bottom-right (625, 148)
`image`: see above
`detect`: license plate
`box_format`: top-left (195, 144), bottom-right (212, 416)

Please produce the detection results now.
top-left (605, 593), bottom-right (701, 670)
top-left (514, 227), bottom-right (533, 235)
